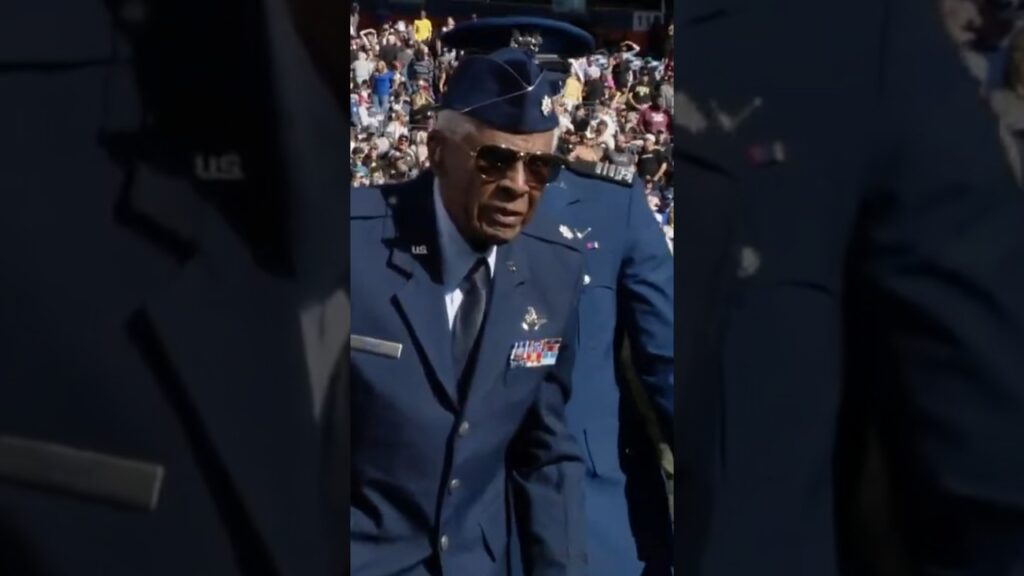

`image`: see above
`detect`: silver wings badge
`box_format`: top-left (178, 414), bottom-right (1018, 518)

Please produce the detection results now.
top-left (522, 306), bottom-right (548, 331)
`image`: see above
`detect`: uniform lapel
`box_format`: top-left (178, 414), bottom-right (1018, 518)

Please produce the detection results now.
top-left (464, 239), bottom-right (530, 411)
top-left (387, 176), bottom-right (460, 411)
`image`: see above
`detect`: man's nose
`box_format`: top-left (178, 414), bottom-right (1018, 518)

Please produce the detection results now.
top-left (504, 162), bottom-right (531, 194)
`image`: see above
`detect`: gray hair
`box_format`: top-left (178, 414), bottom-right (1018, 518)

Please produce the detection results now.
top-left (434, 110), bottom-right (558, 153)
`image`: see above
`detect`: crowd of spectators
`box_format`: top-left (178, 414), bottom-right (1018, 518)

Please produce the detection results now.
top-left (943, 0), bottom-right (1024, 184)
top-left (350, 4), bottom-right (675, 240)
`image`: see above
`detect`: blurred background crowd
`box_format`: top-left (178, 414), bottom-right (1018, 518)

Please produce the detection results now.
top-left (944, 0), bottom-right (1024, 183)
top-left (349, 4), bottom-right (675, 240)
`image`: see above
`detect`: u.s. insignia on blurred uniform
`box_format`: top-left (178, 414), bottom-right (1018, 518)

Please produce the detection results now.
top-left (509, 338), bottom-right (562, 368)
top-left (522, 306), bottom-right (548, 331)
top-left (676, 90), bottom-right (709, 134)
top-left (541, 95), bottom-right (553, 117)
top-left (710, 97), bottom-right (762, 133)
top-left (559, 225), bottom-right (574, 240)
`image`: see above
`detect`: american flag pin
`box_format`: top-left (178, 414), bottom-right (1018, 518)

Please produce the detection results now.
top-left (586, 241), bottom-right (600, 250)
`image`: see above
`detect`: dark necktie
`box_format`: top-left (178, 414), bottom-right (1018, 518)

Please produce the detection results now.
top-left (452, 258), bottom-right (491, 385)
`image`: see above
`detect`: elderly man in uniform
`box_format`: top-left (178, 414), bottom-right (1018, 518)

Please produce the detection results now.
top-left (677, 0), bottom-right (1024, 575)
top-left (444, 19), bottom-right (676, 576)
top-left (349, 18), bottom-right (594, 576)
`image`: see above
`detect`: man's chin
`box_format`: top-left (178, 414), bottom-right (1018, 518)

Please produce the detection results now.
top-left (479, 224), bottom-right (520, 246)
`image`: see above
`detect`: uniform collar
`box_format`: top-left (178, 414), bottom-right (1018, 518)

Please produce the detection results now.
top-left (433, 178), bottom-right (497, 290)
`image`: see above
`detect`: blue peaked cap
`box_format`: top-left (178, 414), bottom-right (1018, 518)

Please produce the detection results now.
top-left (441, 17), bottom-right (595, 58)
top-left (439, 18), bottom-right (594, 135)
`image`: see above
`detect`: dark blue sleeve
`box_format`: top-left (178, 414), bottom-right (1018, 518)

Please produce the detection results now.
top-left (862, 1), bottom-right (1024, 572)
top-left (620, 179), bottom-right (675, 442)
top-left (508, 257), bottom-right (588, 576)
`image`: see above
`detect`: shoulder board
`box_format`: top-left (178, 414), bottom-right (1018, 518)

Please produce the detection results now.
top-left (566, 160), bottom-right (636, 187)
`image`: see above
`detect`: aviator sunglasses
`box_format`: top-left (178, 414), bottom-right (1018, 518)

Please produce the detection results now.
top-left (448, 138), bottom-right (565, 186)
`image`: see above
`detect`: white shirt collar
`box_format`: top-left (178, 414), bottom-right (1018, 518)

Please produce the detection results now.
top-left (433, 179), bottom-right (496, 290)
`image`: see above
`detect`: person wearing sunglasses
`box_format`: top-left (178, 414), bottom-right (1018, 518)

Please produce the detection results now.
top-left (350, 17), bottom-right (595, 576)
top-left (516, 67), bottom-right (675, 576)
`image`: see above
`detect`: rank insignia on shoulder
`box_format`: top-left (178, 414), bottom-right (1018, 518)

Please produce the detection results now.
top-left (509, 338), bottom-right (562, 369)
top-left (594, 162), bottom-right (635, 184)
top-left (568, 160), bottom-right (635, 186)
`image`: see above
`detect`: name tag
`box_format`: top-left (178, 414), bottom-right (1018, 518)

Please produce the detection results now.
top-left (0, 436), bottom-right (164, 511)
top-left (509, 338), bottom-right (561, 369)
top-left (351, 335), bottom-right (403, 359)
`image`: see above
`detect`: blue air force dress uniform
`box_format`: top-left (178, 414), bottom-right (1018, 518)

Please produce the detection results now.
top-left (349, 22), bottom-right (593, 576)
top-left (677, 0), bottom-right (1024, 574)
top-left (538, 161), bottom-right (676, 576)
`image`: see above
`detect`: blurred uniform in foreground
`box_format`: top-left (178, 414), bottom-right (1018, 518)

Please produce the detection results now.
top-left (349, 18), bottom-right (593, 576)
top-left (0, 0), bottom-right (348, 574)
top-left (676, 0), bottom-right (1024, 575)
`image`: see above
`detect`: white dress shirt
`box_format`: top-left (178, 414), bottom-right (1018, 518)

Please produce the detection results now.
top-left (433, 179), bottom-right (497, 329)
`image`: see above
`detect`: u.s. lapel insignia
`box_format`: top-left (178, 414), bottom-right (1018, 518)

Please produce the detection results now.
top-left (411, 244), bottom-right (428, 255)
top-left (573, 227), bottom-right (592, 239)
top-left (509, 338), bottom-right (562, 368)
top-left (710, 97), bottom-right (763, 133)
top-left (521, 306), bottom-right (548, 331)
top-left (676, 90), bottom-right (709, 134)
top-left (559, 225), bottom-right (574, 240)
top-left (541, 95), bottom-right (553, 117)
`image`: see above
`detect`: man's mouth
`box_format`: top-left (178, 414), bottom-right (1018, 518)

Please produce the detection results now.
top-left (484, 206), bottom-right (524, 228)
